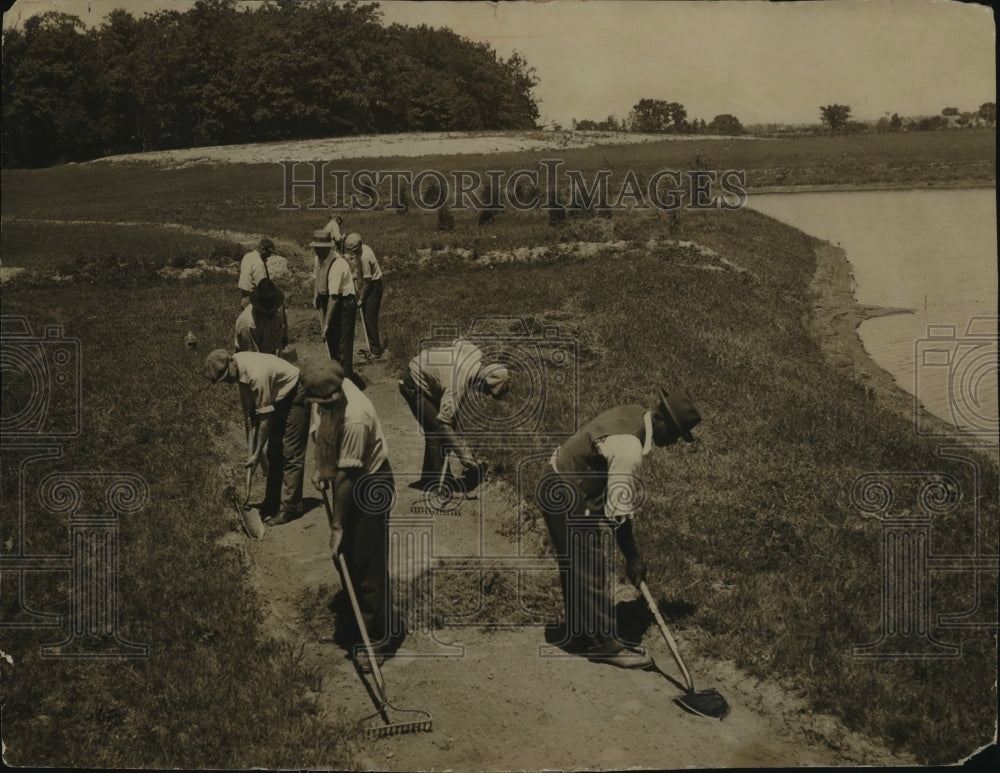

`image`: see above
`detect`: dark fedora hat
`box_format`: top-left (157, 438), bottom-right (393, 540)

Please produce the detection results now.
top-left (658, 387), bottom-right (701, 442)
top-left (249, 277), bottom-right (284, 314)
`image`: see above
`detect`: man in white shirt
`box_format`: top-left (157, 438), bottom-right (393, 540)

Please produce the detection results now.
top-left (306, 360), bottom-right (398, 668)
top-left (539, 386), bottom-right (701, 669)
top-left (321, 241), bottom-right (360, 382)
top-left (323, 214), bottom-right (345, 252)
top-left (344, 233), bottom-right (385, 357)
top-left (238, 238), bottom-right (279, 308)
top-left (204, 349), bottom-right (312, 524)
top-left (398, 339), bottom-right (509, 490)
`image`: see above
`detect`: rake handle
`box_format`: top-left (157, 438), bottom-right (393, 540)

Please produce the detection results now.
top-left (333, 517), bottom-right (388, 700)
top-left (639, 580), bottom-right (695, 693)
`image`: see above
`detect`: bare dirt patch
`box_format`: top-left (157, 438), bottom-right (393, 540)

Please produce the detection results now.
top-left (91, 130), bottom-right (754, 168)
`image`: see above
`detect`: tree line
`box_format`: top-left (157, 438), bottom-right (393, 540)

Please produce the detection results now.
top-left (570, 99), bottom-right (997, 137)
top-left (820, 102), bottom-right (996, 133)
top-left (572, 99), bottom-right (744, 136)
top-left (1, 0), bottom-right (540, 168)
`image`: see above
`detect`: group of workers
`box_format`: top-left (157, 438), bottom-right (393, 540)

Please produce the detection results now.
top-left (204, 223), bottom-right (703, 672)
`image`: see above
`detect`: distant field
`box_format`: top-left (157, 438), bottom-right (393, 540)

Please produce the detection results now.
top-left (0, 221), bottom-right (243, 272)
top-left (2, 129), bottom-right (992, 249)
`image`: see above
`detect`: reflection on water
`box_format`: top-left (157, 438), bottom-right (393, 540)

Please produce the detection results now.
top-left (749, 188), bottom-right (997, 435)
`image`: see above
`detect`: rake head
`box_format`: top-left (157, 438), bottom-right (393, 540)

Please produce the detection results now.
top-left (674, 688), bottom-right (731, 720)
top-left (359, 703), bottom-right (433, 739)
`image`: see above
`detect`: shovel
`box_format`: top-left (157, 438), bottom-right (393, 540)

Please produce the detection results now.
top-left (235, 419), bottom-right (266, 540)
top-left (639, 580), bottom-right (730, 720)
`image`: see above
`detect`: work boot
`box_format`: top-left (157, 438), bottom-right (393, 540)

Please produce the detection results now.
top-left (586, 641), bottom-right (653, 669)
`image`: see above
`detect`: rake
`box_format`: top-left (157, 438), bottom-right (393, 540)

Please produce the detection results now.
top-left (334, 551), bottom-right (432, 739)
top-left (639, 580), bottom-right (730, 720)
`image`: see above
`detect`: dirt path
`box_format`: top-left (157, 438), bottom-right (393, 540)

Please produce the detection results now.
top-left (216, 257), bottom-right (912, 769)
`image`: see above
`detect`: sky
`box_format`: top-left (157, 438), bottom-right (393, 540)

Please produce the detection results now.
top-left (3, 0), bottom-right (996, 127)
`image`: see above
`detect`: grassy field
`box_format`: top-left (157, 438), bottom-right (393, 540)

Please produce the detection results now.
top-left (1, 131), bottom-right (996, 766)
top-left (1, 261), bottom-right (360, 768)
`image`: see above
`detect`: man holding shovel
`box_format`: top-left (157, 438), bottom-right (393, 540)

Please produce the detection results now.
top-left (305, 360), bottom-right (397, 670)
top-left (344, 232), bottom-right (385, 358)
top-left (204, 349), bottom-right (310, 525)
top-left (537, 386), bottom-right (701, 669)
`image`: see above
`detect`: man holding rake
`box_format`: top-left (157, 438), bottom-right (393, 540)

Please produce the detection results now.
top-left (306, 360), bottom-right (397, 670)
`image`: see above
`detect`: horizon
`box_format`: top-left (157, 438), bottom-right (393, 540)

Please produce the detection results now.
top-left (3, 0), bottom-right (996, 129)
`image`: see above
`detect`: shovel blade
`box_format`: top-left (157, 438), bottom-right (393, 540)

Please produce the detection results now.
top-left (674, 689), bottom-right (730, 720)
top-left (238, 503), bottom-right (266, 540)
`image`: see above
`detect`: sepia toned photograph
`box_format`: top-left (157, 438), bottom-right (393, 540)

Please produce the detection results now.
top-left (1, 0), bottom-right (996, 770)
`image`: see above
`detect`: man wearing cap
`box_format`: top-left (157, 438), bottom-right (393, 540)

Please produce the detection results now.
top-left (398, 339), bottom-right (509, 490)
top-left (234, 277), bottom-right (289, 355)
top-left (238, 238), bottom-right (280, 308)
top-left (537, 386), bottom-right (702, 669)
top-left (203, 349), bottom-right (311, 525)
top-left (345, 233), bottom-right (385, 358)
top-left (305, 360), bottom-right (397, 669)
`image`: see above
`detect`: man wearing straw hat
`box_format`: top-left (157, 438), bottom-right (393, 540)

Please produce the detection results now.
top-left (305, 360), bottom-right (398, 669)
top-left (398, 339), bottom-right (509, 491)
top-left (234, 277), bottom-right (288, 356)
top-left (537, 386), bottom-right (702, 669)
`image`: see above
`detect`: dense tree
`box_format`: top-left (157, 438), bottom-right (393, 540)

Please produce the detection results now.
top-left (978, 102), bottom-right (996, 127)
top-left (707, 113), bottom-right (744, 135)
top-left (627, 99), bottom-right (687, 133)
top-left (1, 13), bottom-right (107, 166)
top-left (1, 0), bottom-right (540, 167)
top-left (819, 104), bottom-right (852, 132)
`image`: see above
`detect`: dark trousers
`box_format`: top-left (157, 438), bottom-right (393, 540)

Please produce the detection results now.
top-left (538, 472), bottom-right (618, 649)
top-left (260, 384), bottom-right (309, 516)
top-left (323, 295), bottom-right (357, 377)
top-left (360, 279), bottom-right (383, 354)
top-left (340, 460), bottom-right (394, 646)
top-left (398, 372), bottom-right (448, 479)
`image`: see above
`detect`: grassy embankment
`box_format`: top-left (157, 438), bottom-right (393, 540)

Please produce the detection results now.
top-left (0, 239), bottom-right (360, 768)
top-left (1, 129), bottom-right (996, 766)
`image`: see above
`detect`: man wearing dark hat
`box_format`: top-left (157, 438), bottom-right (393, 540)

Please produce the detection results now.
top-left (238, 238), bottom-right (279, 308)
top-left (344, 232), bottom-right (385, 358)
top-left (203, 349), bottom-right (311, 525)
top-left (234, 277), bottom-right (288, 355)
top-left (305, 360), bottom-right (398, 669)
top-left (537, 386), bottom-right (702, 669)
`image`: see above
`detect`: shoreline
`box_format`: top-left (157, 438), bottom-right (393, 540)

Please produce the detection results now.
top-left (807, 240), bottom-right (996, 450)
top-left (750, 179), bottom-right (994, 196)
